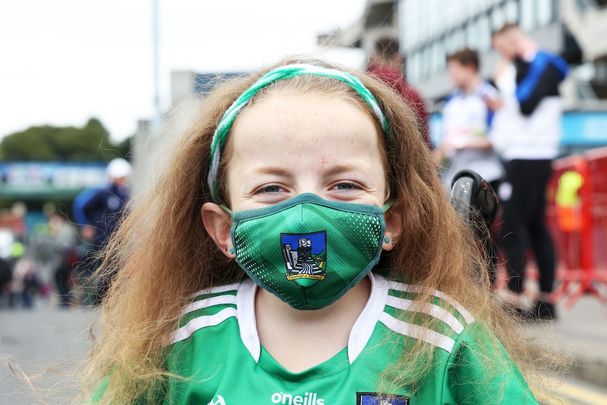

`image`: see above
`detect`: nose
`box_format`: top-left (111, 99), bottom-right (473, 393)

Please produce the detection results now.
top-left (293, 176), bottom-right (324, 199)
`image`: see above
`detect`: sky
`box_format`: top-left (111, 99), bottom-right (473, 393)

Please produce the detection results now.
top-left (0, 0), bottom-right (366, 142)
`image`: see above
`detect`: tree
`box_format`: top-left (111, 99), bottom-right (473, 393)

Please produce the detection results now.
top-left (115, 136), bottom-right (133, 160)
top-left (0, 118), bottom-right (130, 162)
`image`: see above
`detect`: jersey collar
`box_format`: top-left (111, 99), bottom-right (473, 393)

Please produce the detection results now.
top-left (236, 272), bottom-right (389, 365)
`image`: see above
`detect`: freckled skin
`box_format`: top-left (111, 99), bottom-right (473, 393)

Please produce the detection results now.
top-left (227, 91), bottom-right (387, 211)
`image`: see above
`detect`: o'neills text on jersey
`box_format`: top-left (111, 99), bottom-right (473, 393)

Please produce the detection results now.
top-left (271, 391), bottom-right (325, 405)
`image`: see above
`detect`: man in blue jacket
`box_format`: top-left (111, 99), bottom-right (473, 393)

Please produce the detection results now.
top-left (73, 158), bottom-right (131, 304)
top-left (492, 23), bottom-right (569, 320)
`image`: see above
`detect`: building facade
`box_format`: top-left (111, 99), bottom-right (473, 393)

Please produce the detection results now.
top-left (325, 0), bottom-right (607, 149)
top-left (400, 0), bottom-right (564, 100)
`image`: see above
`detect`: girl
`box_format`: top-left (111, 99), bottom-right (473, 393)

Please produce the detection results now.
top-left (85, 60), bottom-right (539, 404)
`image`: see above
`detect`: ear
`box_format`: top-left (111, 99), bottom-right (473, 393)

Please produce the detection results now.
top-left (201, 202), bottom-right (235, 259)
top-left (382, 206), bottom-right (402, 252)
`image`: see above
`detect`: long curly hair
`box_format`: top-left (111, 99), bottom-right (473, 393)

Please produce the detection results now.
top-left (80, 58), bottom-right (548, 404)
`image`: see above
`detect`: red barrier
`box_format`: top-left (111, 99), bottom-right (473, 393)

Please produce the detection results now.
top-left (547, 147), bottom-right (607, 307)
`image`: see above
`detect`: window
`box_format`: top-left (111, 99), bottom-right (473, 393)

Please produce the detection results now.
top-left (423, 46), bottom-right (432, 78)
top-left (466, 21), bottom-right (480, 49)
top-left (445, 30), bottom-right (456, 53)
top-left (432, 41), bottom-right (443, 73)
top-left (417, 47), bottom-right (427, 80)
top-left (427, 0), bottom-right (441, 39)
top-left (537, 0), bottom-right (554, 26)
top-left (478, 14), bottom-right (491, 51)
top-left (520, 0), bottom-right (536, 31)
top-left (400, 0), bottom-right (422, 51)
top-left (409, 51), bottom-right (421, 82)
top-left (429, 42), bottom-right (436, 73)
top-left (491, 6), bottom-right (505, 31)
top-left (454, 27), bottom-right (465, 51)
top-left (437, 37), bottom-right (446, 71)
top-left (424, 44), bottom-right (433, 75)
top-left (504, 0), bottom-right (519, 23)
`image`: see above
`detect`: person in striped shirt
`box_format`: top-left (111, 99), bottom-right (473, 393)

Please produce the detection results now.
top-left (85, 59), bottom-right (541, 404)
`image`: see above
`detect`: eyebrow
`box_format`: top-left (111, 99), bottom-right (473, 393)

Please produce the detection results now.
top-left (253, 166), bottom-right (293, 178)
top-left (322, 164), bottom-right (364, 177)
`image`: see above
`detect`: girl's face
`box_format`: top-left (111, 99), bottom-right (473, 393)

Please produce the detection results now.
top-left (226, 91), bottom-right (387, 211)
top-left (201, 90), bottom-right (400, 258)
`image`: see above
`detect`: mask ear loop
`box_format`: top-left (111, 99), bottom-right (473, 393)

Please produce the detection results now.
top-left (382, 201), bottom-right (394, 245)
top-left (220, 204), bottom-right (236, 256)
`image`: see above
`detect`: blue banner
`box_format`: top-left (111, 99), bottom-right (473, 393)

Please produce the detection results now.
top-left (0, 162), bottom-right (108, 198)
top-left (560, 111), bottom-right (607, 146)
top-left (430, 111), bottom-right (607, 148)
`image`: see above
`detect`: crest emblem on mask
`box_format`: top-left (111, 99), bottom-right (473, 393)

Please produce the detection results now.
top-left (280, 231), bottom-right (327, 287)
top-left (356, 393), bottom-right (409, 405)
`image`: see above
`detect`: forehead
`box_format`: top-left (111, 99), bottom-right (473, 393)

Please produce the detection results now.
top-left (447, 61), bottom-right (471, 74)
top-left (229, 90), bottom-right (382, 157)
top-left (493, 33), bottom-right (511, 45)
top-left (447, 60), bottom-right (463, 69)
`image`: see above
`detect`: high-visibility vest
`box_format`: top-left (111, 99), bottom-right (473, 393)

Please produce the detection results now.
top-left (555, 170), bottom-right (584, 231)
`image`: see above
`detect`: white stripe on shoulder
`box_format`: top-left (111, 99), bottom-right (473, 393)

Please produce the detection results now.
top-left (188, 282), bottom-right (241, 300)
top-left (170, 307), bottom-right (237, 344)
top-left (379, 312), bottom-right (455, 353)
top-left (385, 295), bottom-right (464, 334)
top-left (181, 294), bottom-right (237, 316)
top-left (386, 281), bottom-right (475, 324)
top-left (348, 272), bottom-right (389, 364)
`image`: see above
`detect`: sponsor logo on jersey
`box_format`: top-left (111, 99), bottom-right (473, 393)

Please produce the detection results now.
top-left (207, 395), bottom-right (226, 405)
top-left (356, 392), bottom-right (409, 405)
top-left (280, 231), bottom-right (327, 287)
top-left (271, 391), bottom-right (325, 405)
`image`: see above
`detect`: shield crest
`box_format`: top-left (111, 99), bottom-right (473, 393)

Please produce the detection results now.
top-left (356, 393), bottom-right (409, 405)
top-left (280, 231), bottom-right (327, 287)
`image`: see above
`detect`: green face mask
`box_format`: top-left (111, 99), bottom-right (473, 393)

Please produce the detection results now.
top-left (229, 193), bottom-right (387, 310)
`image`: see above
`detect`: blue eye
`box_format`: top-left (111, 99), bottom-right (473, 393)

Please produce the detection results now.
top-left (256, 185), bottom-right (283, 194)
top-left (333, 182), bottom-right (361, 191)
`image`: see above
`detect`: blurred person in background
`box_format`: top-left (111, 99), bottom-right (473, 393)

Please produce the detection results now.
top-left (0, 255), bottom-right (12, 308)
top-left (72, 187), bottom-right (101, 305)
top-left (437, 48), bottom-right (504, 192)
top-left (7, 236), bottom-right (27, 307)
top-left (28, 209), bottom-right (77, 307)
top-left (48, 212), bottom-right (78, 307)
top-left (489, 58), bottom-right (526, 161)
top-left (28, 206), bottom-right (58, 298)
top-left (10, 253), bottom-right (38, 309)
top-left (73, 158), bottom-right (131, 305)
top-left (70, 216), bottom-right (98, 306)
top-left (492, 23), bottom-right (569, 320)
top-left (0, 234), bottom-right (25, 307)
top-left (368, 37), bottom-right (430, 148)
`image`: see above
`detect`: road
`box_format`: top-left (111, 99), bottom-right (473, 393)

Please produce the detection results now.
top-left (1, 300), bottom-right (606, 404)
top-left (0, 301), bottom-right (95, 405)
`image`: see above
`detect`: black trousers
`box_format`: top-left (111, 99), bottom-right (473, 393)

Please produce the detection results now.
top-left (499, 159), bottom-right (556, 294)
top-left (54, 264), bottom-right (72, 307)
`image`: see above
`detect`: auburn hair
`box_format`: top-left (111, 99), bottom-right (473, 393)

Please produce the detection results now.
top-left (80, 58), bottom-right (552, 404)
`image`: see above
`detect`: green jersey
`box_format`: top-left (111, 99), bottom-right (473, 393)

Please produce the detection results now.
top-left (160, 273), bottom-right (537, 404)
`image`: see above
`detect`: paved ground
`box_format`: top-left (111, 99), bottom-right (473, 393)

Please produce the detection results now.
top-left (525, 296), bottom-right (607, 404)
top-left (528, 296), bottom-right (607, 388)
top-left (1, 296), bottom-right (606, 404)
top-left (0, 301), bottom-right (96, 405)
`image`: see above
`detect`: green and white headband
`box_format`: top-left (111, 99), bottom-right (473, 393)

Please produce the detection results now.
top-left (207, 63), bottom-right (391, 203)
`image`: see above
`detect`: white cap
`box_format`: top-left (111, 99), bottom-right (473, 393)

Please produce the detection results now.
top-left (107, 158), bottom-right (132, 179)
